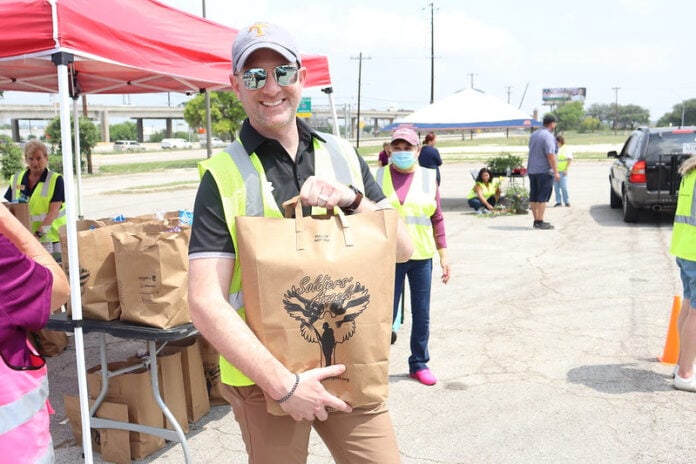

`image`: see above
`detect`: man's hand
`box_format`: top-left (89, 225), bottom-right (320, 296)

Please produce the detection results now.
top-left (299, 176), bottom-right (355, 210)
top-left (278, 364), bottom-right (352, 421)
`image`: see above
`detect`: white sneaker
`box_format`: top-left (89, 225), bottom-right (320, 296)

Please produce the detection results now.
top-left (673, 374), bottom-right (696, 392)
top-left (673, 364), bottom-right (679, 378)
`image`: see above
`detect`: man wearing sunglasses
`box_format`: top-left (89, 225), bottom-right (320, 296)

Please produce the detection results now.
top-left (188, 22), bottom-right (412, 463)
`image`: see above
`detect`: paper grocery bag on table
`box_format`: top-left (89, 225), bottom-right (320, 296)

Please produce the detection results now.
top-left (236, 198), bottom-right (398, 415)
top-left (60, 220), bottom-right (135, 321)
top-left (111, 223), bottom-right (191, 328)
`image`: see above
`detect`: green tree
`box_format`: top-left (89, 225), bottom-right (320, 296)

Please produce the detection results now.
top-left (0, 135), bottom-right (23, 180)
top-left (618, 104), bottom-right (650, 130)
top-left (585, 103), bottom-right (613, 125)
top-left (109, 121), bottom-right (137, 141)
top-left (45, 116), bottom-right (99, 174)
top-left (183, 91), bottom-right (246, 140)
top-left (657, 99), bottom-right (696, 127)
top-left (553, 101), bottom-right (584, 132)
top-left (578, 116), bottom-right (602, 133)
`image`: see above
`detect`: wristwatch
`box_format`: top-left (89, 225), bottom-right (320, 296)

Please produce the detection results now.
top-left (340, 185), bottom-right (363, 215)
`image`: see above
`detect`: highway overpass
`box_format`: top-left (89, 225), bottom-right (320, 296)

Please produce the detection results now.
top-left (0, 104), bottom-right (411, 142)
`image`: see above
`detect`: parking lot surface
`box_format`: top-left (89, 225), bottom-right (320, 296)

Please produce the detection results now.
top-left (50, 160), bottom-right (693, 463)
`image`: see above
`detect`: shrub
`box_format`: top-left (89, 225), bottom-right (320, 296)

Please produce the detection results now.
top-left (0, 136), bottom-right (23, 180)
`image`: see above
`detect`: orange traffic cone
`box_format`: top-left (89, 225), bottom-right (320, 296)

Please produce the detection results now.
top-left (658, 295), bottom-right (682, 365)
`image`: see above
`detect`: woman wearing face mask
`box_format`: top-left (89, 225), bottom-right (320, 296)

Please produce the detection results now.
top-left (374, 127), bottom-right (451, 386)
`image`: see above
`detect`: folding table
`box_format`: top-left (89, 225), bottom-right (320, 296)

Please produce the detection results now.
top-left (47, 312), bottom-right (199, 463)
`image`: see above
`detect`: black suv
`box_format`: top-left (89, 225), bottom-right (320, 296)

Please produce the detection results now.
top-left (608, 126), bottom-right (693, 222)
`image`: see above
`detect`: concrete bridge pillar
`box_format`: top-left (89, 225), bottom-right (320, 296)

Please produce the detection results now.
top-left (136, 119), bottom-right (144, 142)
top-left (100, 110), bottom-right (109, 142)
top-left (11, 119), bottom-right (20, 142)
top-left (166, 118), bottom-right (173, 138)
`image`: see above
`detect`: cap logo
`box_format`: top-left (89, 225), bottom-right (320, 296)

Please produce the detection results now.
top-left (248, 22), bottom-right (268, 38)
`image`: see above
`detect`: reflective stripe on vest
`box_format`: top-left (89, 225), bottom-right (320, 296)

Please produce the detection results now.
top-left (0, 351), bottom-right (53, 463)
top-left (198, 132), bottom-right (365, 386)
top-left (19, 170), bottom-right (67, 242)
top-left (0, 374), bottom-right (49, 435)
top-left (671, 169), bottom-right (696, 261)
top-left (376, 166), bottom-right (437, 260)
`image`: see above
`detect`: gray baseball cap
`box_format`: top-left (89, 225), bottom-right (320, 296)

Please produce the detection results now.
top-left (232, 22), bottom-right (301, 74)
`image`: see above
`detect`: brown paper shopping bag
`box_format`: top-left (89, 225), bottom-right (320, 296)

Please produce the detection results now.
top-left (197, 336), bottom-right (228, 406)
top-left (155, 350), bottom-right (189, 433)
top-left (60, 220), bottom-right (134, 320)
top-left (64, 395), bottom-right (132, 464)
top-left (162, 337), bottom-right (211, 422)
top-left (112, 224), bottom-right (191, 328)
top-left (87, 361), bottom-right (165, 459)
top-left (236, 200), bottom-right (398, 415)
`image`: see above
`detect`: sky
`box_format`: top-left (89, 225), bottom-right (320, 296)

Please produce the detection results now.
top-left (3, 0), bottom-right (696, 123)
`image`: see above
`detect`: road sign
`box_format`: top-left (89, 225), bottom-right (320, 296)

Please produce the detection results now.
top-left (297, 97), bottom-right (311, 118)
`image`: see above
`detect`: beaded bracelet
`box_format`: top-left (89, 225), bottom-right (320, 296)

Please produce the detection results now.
top-left (277, 373), bottom-right (300, 404)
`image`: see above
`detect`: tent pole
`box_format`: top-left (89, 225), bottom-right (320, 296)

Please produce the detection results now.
top-left (55, 56), bottom-right (94, 464)
top-left (72, 99), bottom-right (83, 218)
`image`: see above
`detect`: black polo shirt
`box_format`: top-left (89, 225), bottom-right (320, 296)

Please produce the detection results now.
top-left (188, 118), bottom-right (385, 257)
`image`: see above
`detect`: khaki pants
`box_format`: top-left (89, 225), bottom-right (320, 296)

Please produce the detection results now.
top-left (221, 384), bottom-right (400, 464)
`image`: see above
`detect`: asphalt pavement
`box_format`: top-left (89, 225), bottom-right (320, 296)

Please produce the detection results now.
top-left (49, 160), bottom-right (695, 463)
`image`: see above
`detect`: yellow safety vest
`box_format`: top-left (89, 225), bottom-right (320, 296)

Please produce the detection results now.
top-left (467, 179), bottom-right (499, 200)
top-left (9, 170), bottom-right (66, 242)
top-left (671, 168), bottom-right (696, 261)
top-left (375, 166), bottom-right (437, 260)
top-left (198, 133), bottom-right (365, 386)
top-left (556, 145), bottom-right (570, 172)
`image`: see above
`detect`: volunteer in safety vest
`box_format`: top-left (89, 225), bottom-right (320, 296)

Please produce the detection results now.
top-left (187, 22), bottom-right (412, 463)
top-left (671, 154), bottom-right (696, 393)
top-left (553, 134), bottom-right (573, 207)
top-left (467, 166), bottom-right (501, 213)
top-left (375, 127), bottom-right (451, 387)
top-left (0, 202), bottom-right (70, 463)
top-left (4, 140), bottom-right (66, 258)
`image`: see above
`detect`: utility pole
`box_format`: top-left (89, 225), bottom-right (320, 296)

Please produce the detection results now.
top-left (612, 86), bottom-right (620, 135)
top-left (350, 52), bottom-right (371, 148)
top-left (505, 86), bottom-right (512, 138)
top-left (428, 2), bottom-right (435, 104)
top-left (467, 72), bottom-right (478, 90)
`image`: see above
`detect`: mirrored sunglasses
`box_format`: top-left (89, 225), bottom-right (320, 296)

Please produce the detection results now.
top-left (240, 65), bottom-right (299, 90)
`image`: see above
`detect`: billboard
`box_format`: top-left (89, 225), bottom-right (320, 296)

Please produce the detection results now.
top-left (542, 87), bottom-right (586, 102)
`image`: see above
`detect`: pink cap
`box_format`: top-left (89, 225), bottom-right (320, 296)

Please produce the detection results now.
top-left (391, 127), bottom-right (419, 146)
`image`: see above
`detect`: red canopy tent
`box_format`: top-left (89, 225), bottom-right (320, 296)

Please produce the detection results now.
top-left (0, 0), bottom-right (332, 93)
top-left (0, 1), bottom-right (333, 462)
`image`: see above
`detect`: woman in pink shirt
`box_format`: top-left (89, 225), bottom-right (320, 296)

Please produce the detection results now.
top-left (0, 204), bottom-right (70, 463)
top-left (373, 127), bottom-right (451, 386)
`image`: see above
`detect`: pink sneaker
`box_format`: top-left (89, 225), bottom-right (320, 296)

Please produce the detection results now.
top-left (409, 368), bottom-right (437, 386)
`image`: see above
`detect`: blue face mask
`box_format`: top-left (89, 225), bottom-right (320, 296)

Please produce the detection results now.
top-left (391, 150), bottom-right (417, 170)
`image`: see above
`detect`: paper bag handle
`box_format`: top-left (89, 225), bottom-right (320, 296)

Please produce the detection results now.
top-left (280, 196), bottom-right (354, 251)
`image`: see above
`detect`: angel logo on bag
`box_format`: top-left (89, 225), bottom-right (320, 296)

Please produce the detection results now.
top-left (282, 274), bottom-right (370, 367)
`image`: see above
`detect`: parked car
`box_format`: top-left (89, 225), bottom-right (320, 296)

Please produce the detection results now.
top-left (113, 140), bottom-right (144, 152)
top-left (160, 138), bottom-right (192, 149)
top-left (608, 126), bottom-right (693, 222)
top-left (199, 137), bottom-right (227, 148)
